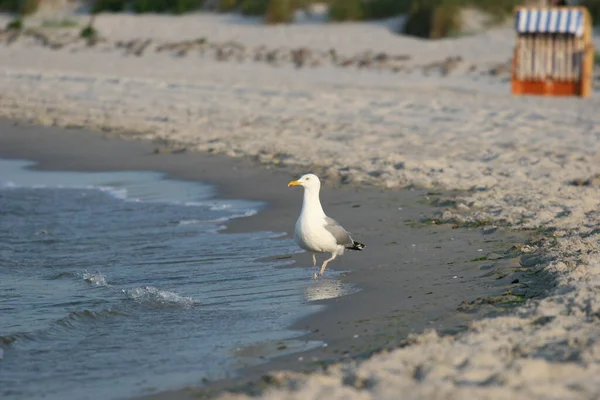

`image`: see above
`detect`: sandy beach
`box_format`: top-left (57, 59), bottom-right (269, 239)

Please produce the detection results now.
top-left (0, 121), bottom-right (527, 398)
top-left (1, 9), bottom-right (600, 400)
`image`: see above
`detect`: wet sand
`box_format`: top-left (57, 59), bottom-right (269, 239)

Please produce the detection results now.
top-left (0, 121), bottom-right (529, 399)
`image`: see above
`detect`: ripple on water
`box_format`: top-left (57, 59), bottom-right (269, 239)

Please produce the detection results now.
top-left (46, 271), bottom-right (78, 280)
top-left (304, 278), bottom-right (361, 302)
top-left (0, 308), bottom-right (125, 347)
top-left (0, 158), bottom-right (354, 400)
top-left (56, 309), bottom-right (127, 329)
top-left (0, 332), bottom-right (35, 347)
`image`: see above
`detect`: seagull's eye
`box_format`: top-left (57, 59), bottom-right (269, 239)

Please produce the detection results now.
top-left (306, 177), bottom-right (310, 180)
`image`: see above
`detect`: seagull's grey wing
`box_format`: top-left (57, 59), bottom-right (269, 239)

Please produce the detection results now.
top-left (324, 216), bottom-right (353, 246)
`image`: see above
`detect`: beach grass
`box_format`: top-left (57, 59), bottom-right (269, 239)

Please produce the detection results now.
top-left (1, 0), bottom-right (541, 38)
top-left (3, 0), bottom-right (598, 31)
top-left (265, 0), bottom-right (294, 23)
top-left (79, 24), bottom-right (98, 39)
top-left (328, 0), bottom-right (366, 21)
top-left (64, 0), bottom-right (522, 22)
top-left (0, 0), bottom-right (40, 14)
top-left (0, 0), bottom-right (532, 39)
top-left (91, 0), bottom-right (206, 14)
top-left (581, 0), bottom-right (600, 26)
top-left (239, 0), bottom-right (269, 16)
top-left (402, 0), bottom-right (522, 38)
top-left (5, 17), bottom-right (22, 30)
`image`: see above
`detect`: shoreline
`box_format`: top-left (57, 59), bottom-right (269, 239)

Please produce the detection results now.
top-left (1, 12), bottom-right (599, 398)
top-left (0, 121), bottom-right (529, 400)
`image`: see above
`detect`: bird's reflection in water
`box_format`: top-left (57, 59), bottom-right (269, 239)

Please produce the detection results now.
top-left (304, 278), bottom-right (359, 302)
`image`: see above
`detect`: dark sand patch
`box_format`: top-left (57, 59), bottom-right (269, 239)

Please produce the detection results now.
top-left (0, 120), bottom-right (532, 399)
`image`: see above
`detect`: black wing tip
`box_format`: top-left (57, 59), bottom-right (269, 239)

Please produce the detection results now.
top-left (347, 241), bottom-right (365, 251)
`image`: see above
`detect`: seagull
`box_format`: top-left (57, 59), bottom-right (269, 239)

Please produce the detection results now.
top-left (288, 173), bottom-right (365, 279)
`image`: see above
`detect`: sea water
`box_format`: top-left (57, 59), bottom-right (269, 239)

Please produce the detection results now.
top-left (0, 159), bottom-right (354, 400)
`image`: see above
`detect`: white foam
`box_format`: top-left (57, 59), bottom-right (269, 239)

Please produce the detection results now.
top-left (178, 209), bottom-right (258, 226)
top-left (4, 180), bottom-right (254, 221)
top-left (124, 286), bottom-right (197, 308)
top-left (0, 180), bottom-right (16, 188)
top-left (0, 160), bottom-right (262, 224)
top-left (0, 179), bottom-right (130, 202)
top-left (210, 204), bottom-right (233, 211)
top-left (95, 186), bottom-right (128, 200)
top-left (204, 224), bottom-right (228, 234)
top-left (232, 209), bottom-right (258, 219)
top-left (184, 201), bottom-right (235, 210)
top-left (178, 219), bottom-right (204, 225)
top-left (250, 231), bottom-right (287, 240)
top-left (82, 272), bottom-right (109, 287)
top-left (178, 217), bottom-right (231, 225)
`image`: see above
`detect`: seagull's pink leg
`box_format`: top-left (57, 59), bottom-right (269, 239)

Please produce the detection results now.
top-left (314, 253), bottom-right (337, 279)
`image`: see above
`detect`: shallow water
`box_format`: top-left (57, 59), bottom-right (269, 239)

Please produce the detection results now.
top-left (0, 159), bottom-right (357, 400)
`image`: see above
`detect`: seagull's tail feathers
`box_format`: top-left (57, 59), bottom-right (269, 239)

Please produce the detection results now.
top-left (346, 241), bottom-right (365, 251)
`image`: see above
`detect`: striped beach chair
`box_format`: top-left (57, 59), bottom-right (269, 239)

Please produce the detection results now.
top-left (512, 6), bottom-right (594, 98)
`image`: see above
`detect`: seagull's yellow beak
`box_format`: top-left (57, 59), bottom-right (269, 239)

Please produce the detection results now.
top-left (288, 180), bottom-right (301, 187)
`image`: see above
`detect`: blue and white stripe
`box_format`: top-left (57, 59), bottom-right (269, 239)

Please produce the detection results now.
top-left (515, 9), bottom-right (584, 36)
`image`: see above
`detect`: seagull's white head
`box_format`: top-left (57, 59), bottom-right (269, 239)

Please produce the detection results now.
top-left (288, 174), bottom-right (321, 191)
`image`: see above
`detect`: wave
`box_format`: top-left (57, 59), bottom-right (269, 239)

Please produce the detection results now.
top-left (123, 286), bottom-right (198, 308)
top-left (184, 200), bottom-right (263, 213)
top-left (183, 202), bottom-right (233, 211)
top-left (0, 331), bottom-right (35, 346)
top-left (205, 225), bottom-right (228, 234)
top-left (184, 201), bottom-right (231, 209)
top-left (56, 309), bottom-right (126, 328)
top-left (0, 308), bottom-right (125, 347)
top-left (249, 231), bottom-right (288, 240)
top-left (46, 271), bottom-right (109, 287)
top-left (0, 162), bottom-right (262, 227)
top-left (95, 185), bottom-right (128, 200)
top-left (178, 219), bottom-right (209, 226)
top-left (0, 180), bottom-right (16, 189)
top-left (2, 181), bottom-right (258, 223)
top-left (46, 271), bottom-right (78, 280)
top-left (0, 181), bottom-right (129, 201)
top-left (178, 209), bottom-right (258, 226)
top-left (82, 272), bottom-right (109, 287)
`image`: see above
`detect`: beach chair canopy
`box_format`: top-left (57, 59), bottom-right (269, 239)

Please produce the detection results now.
top-left (515, 8), bottom-right (585, 36)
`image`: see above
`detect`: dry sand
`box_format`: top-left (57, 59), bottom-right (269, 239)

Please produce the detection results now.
top-left (1, 12), bottom-right (600, 400)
